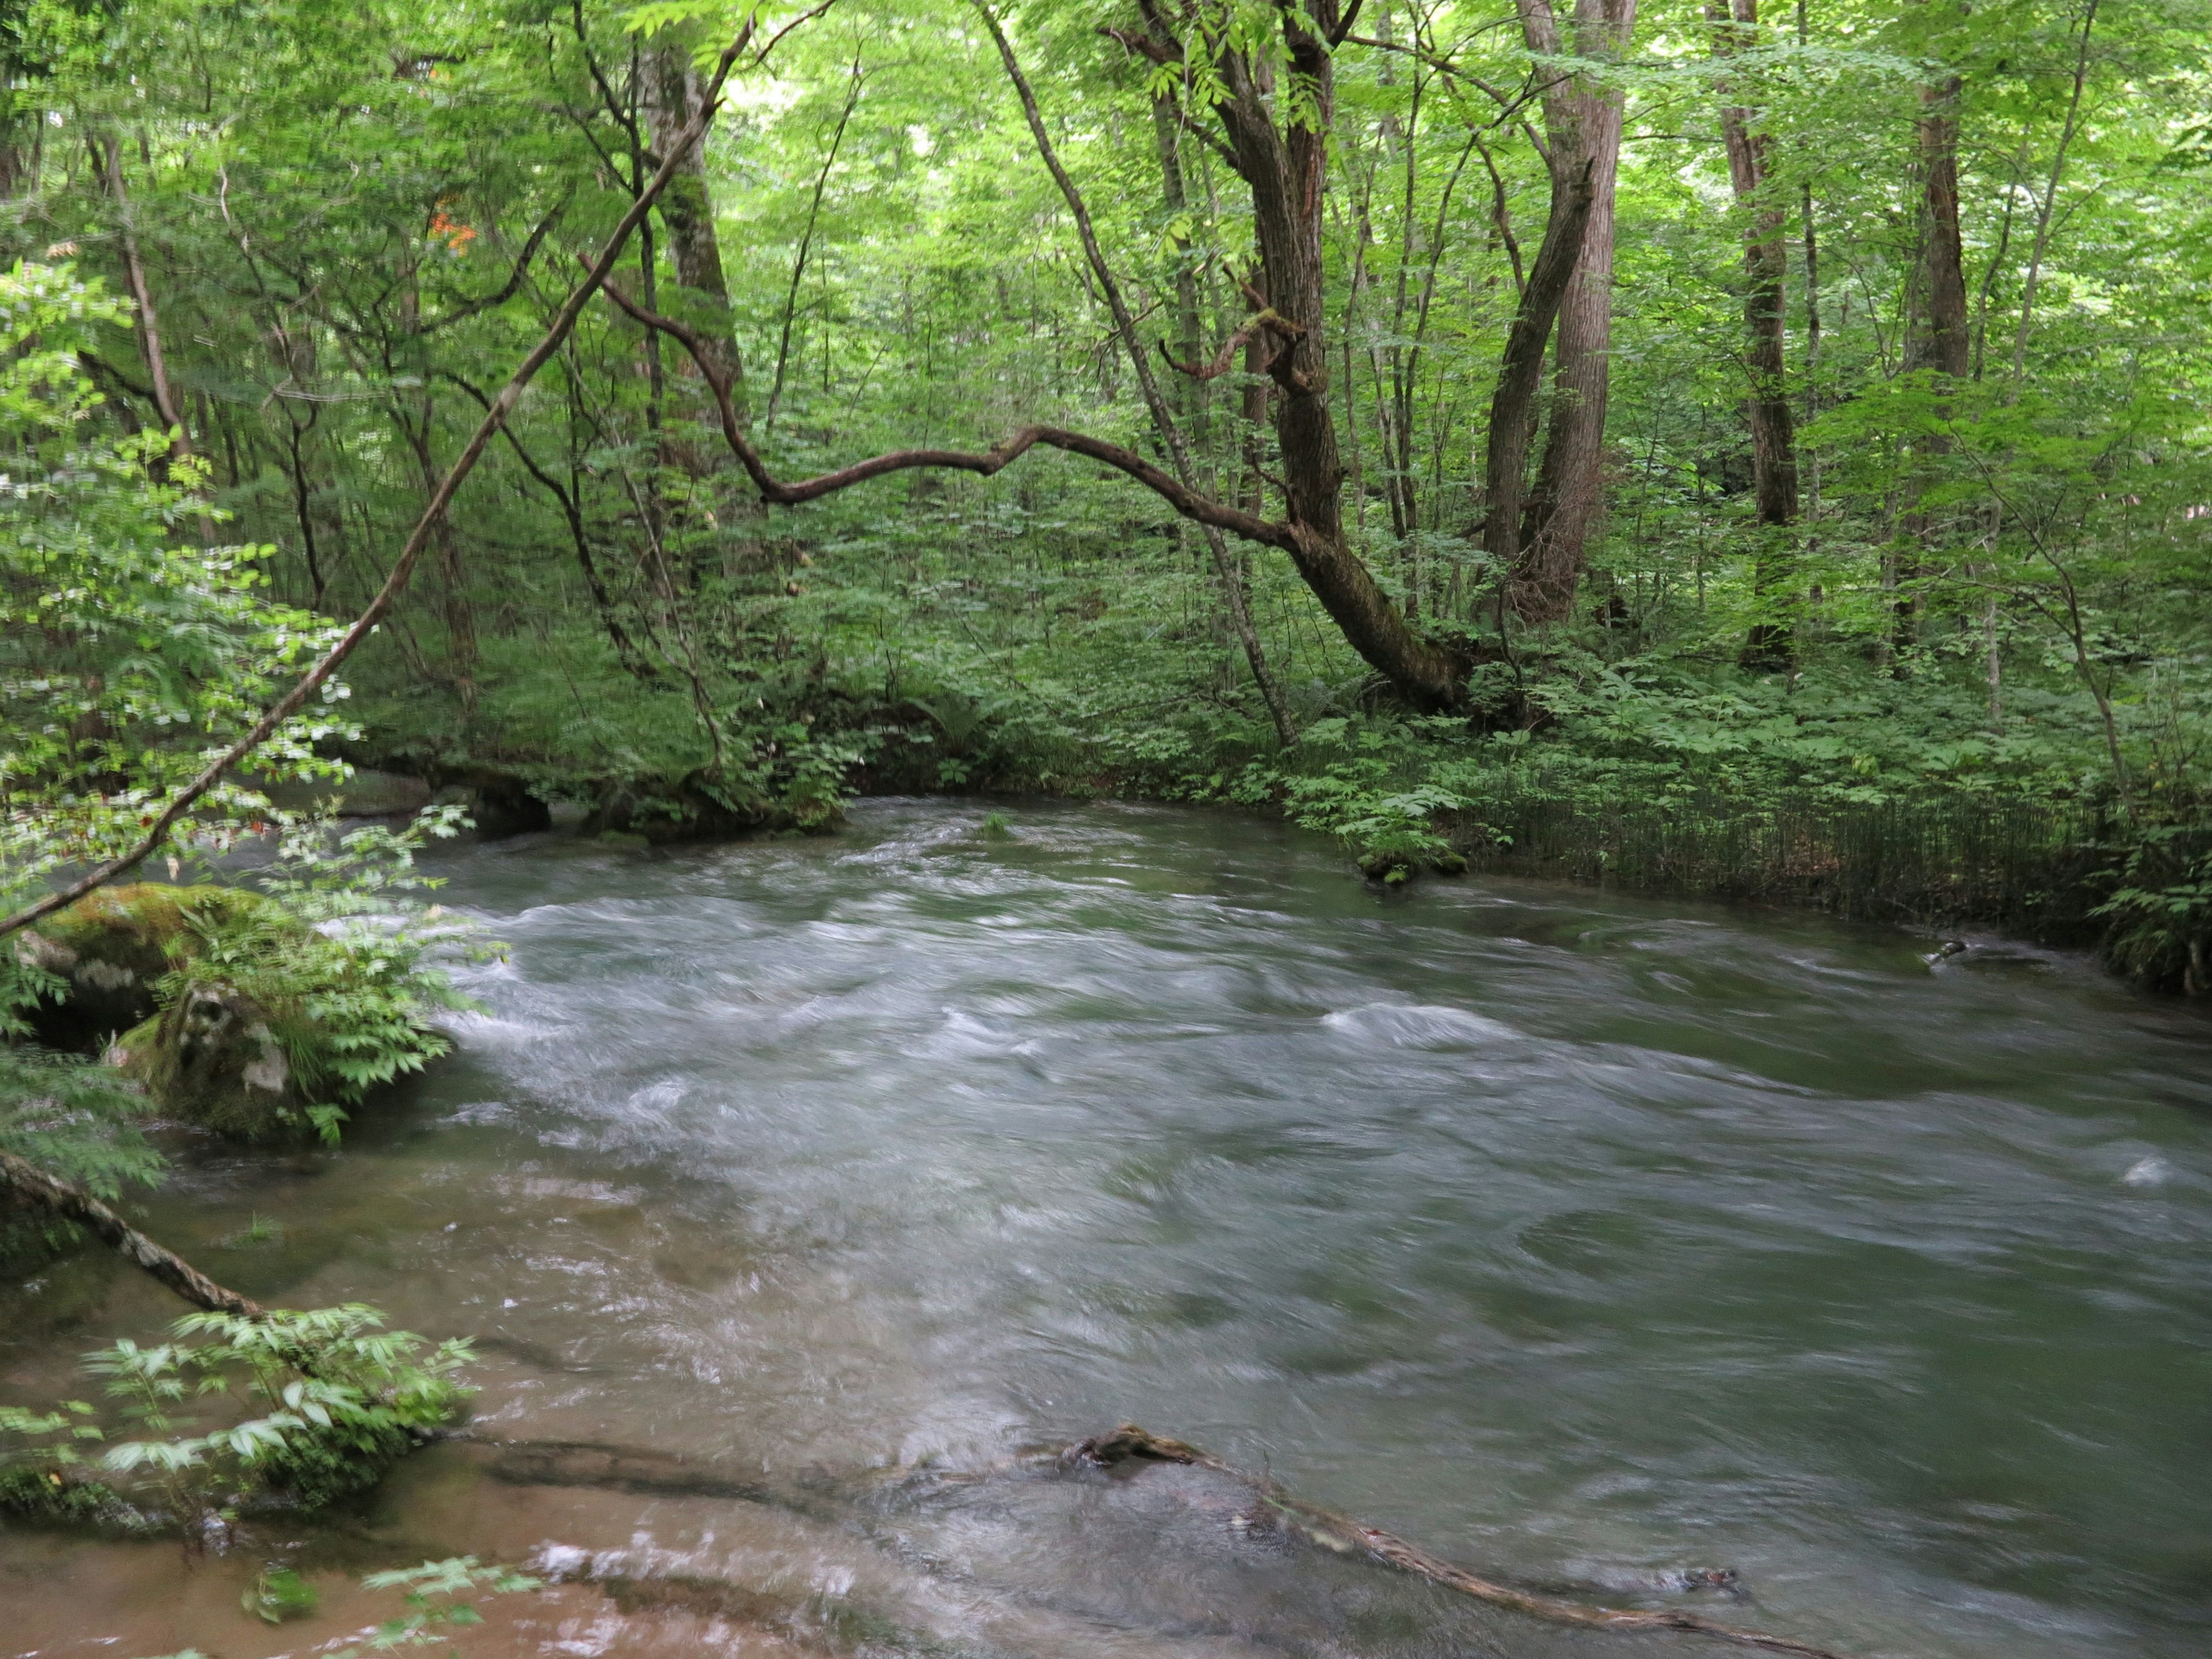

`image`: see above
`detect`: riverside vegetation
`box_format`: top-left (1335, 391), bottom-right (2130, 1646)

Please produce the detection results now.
top-left (0, 0), bottom-right (2207, 1597)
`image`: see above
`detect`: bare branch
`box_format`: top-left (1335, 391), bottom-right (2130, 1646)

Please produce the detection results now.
top-left (0, 1149), bottom-right (264, 1317)
top-left (596, 276), bottom-right (1308, 558)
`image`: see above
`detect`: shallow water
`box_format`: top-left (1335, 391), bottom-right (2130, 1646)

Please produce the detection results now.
top-left (5, 799), bottom-right (2211, 1659)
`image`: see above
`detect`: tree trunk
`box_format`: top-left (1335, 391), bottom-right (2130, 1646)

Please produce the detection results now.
top-left (1516, 0), bottom-right (1637, 624)
top-left (642, 36), bottom-right (743, 399)
top-left (1708, 0), bottom-right (1798, 668)
top-left (1493, 0), bottom-right (1603, 622)
top-left (1204, 6), bottom-right (1468, 710)
top-left (1896, 74), bottom-right (1971, 661)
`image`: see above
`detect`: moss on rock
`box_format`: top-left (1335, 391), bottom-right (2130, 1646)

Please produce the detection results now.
top-left (108, 985), bottom-right (314, 1142)
top-left (14, 885), bottom-right (265, 1049)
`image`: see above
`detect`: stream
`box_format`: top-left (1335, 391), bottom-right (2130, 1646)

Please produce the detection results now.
top-left (4, 799), bottom-right (2210, 1659)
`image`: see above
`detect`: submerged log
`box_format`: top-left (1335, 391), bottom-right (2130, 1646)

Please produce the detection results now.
top-left (0, 1149), bottom-right (263, 1316)
top-left (1063, 1425), bottom-right (1854, 1659)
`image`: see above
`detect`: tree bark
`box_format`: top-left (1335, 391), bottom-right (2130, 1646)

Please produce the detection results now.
top-left (1896, 74), bottom-right (1971, 661)
top-left (1516, 0), bottom-right (1637, 624)
top-left (1708, 0), bottom-right (1798, 668)
top-left (642, 36), bottom-right (743, 399)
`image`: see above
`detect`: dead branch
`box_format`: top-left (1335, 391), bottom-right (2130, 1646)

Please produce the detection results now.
top-left (0, 14), bottom-right (774, 946)
top-left (0, 1149), bottom-right (263, 1317)
top-left (1063, 1425), bottom-right (1858, 1659)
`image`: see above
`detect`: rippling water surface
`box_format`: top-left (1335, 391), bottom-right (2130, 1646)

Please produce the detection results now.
top-left (5, 800), bottom-right (2210, 1659)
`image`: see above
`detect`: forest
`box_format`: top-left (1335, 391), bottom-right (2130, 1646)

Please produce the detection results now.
top-left (0, 0), bottom-right (2205, 952)
top-left (1, 1), bottom-right (2210, 1656)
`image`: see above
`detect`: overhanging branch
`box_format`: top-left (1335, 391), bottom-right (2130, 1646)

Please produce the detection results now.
top-left (594, 277), bottom-right (1312, 561)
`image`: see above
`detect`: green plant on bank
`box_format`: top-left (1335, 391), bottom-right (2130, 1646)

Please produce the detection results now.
top-left (2092, 828), bottom-right (2212, 995)
top-left (0, 1304), bottom-right (473, 1533)
top-left (0, 260), bottom-right (352, 916)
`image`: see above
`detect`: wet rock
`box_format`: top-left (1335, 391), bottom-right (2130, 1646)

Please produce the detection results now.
top-left (427, 764), bottom-right (552, 839)
top-left (583, 769), bottom-right (774, 844)
top-left (107, 983), bottom-right (312, 1142)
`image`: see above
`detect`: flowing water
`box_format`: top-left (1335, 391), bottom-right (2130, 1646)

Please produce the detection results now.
top-left (5, 800), bottom-right (2211, 1659)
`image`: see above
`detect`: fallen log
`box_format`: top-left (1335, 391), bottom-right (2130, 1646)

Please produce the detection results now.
top-left (1063, 1425), bottom-right (1855, 1659)
top-left (0, 1148), bottom-right (263, 1316)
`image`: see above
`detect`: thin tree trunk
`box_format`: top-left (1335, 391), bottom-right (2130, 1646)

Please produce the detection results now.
top-left (1896, 74), bottom-right (1972, 662)
top-left (642, 36), bottom-right (743, 397)
top-left (1708, 0), bottom-right (1798, 668)
top-left (2008, 0), bottom-right (2097, 388)
top-left (770, 51), bottom-right (863, 429)
top-left (1516, 0), bottom-right (1637, 624)
top-left (103, 137), bottom-right (188, 466)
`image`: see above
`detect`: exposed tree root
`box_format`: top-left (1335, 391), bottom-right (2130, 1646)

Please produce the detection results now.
top-left (0, 1149), bottom-right (263, 1316)
top-left (1062, 1425), bottom-right (1856, 1659)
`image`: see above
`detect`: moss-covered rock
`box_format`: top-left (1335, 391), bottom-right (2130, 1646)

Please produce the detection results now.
top-left (108, 983), bottom-right (314, 1142)
top-left (14, 885), bottom-right (265, 1050)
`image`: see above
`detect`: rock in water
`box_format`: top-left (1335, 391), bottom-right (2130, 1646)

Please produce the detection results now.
top-left (17, 884), bottom-right (329, 1141)
top-left (108, 984), bottom-right (310, 1142)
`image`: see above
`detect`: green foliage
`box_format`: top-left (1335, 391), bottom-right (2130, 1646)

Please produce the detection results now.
top-left (330, 1558), bottom-right (541, 1658)
top-left (242, 1566), bottom-right (319, 1624)
top-left (0, 0), bottom-right (2198, 990)
top-left (2091, 827), bottom-right (2212, 993)
top-left (0, 1304), bottom-right (473, 1533)
top-left (181, 811), bottom-right (480, 1114)
top-left (0, 260), bottom-right (351, 919)
top-left (0, 1048), bottom-right (160, 1198)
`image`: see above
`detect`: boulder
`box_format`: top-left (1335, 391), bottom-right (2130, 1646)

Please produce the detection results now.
top-left (107, 984), bottom-right (313, 1143)
top-left (14, 885), bottom-right (262, 1050)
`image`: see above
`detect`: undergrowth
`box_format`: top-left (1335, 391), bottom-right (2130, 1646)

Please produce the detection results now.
top-left (0, 1304), bottom-right (471, 1534)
